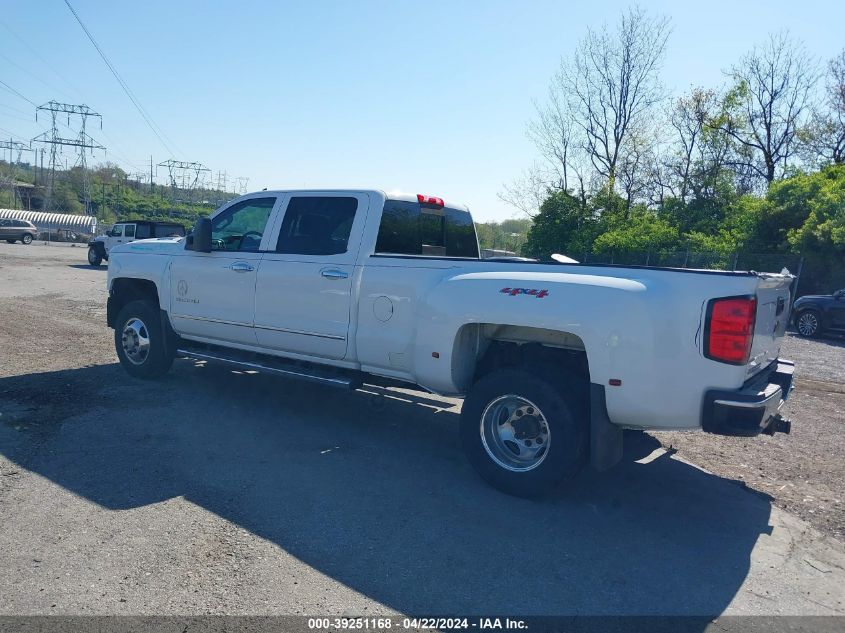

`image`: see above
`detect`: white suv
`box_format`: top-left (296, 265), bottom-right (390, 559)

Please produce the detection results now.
top-left (88, 220), bottom-right (185, 265)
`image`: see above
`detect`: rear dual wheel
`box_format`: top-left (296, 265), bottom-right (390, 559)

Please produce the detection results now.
top-left (460, 368), bottom-right (588, 497)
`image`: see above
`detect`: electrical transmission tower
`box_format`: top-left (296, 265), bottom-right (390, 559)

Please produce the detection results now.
top-left (157, 159), bottom-right (210, 205)
top-left (31, 102), bottom-right (104, 214)
top-left (235, 176), bottom-right (249, 194)
top-left (0, 140), bottom-right (34, 209)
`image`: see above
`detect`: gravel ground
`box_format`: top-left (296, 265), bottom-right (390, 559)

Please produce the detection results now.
top-left (1, 241), bottom-right (844, 618)
top-left (654, 332), bottom-right (845, 542)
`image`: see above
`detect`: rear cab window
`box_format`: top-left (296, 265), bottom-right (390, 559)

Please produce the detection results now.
top-left (375, 198), bottom-right (479, 258)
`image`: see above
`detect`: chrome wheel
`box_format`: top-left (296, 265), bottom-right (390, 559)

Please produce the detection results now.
top-left (480, 395), bottom-right (550, 472)
top-left (121, 317), bottom-right (150, 365)
top-left (797, 312), bottom-right (819, 337)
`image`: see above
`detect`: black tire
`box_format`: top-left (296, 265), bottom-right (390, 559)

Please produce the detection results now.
top-left (795, 309), bottom-right (821, 338)
top-left (21, 234), bottom-right (33, 245)
top-left (460, 368), bottom-right (588, 497)
top-left (87, 247), bottom-right (103, 266)
top-left (5, 239), bottom-right (15, 244)
top-left (114, 300), bottom-right (174, 379)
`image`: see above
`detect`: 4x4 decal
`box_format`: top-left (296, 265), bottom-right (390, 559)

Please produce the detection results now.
top-left (500, 287), bottom-right (549, 298)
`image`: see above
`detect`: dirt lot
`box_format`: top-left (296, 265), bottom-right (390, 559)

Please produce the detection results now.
top-left (1, 241), bottom-right (844, 617)
top-left (656, 332), bottom-right (845, 542)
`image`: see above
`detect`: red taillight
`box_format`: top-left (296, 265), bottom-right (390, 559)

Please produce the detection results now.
top-left (417, 194), bottom-right (444, 208)
top-left (705, 296), bottom-right (757, 365)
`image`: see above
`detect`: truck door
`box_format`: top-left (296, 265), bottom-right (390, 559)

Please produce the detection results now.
top-left (169, 195), bottom-right (279, 346)
top-left (255, 192), bottom-right (370, 359)
top-left (105, 224), bottom-right (124, 252)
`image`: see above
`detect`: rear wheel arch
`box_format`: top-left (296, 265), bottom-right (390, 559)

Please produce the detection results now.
top-left (450, 323), bottom-right (591, 390)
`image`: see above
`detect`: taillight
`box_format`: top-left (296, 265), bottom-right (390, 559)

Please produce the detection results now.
top-left (417, 194), bottom-right (444, 208)
top-left (705, 296), bottom-right (757, 365)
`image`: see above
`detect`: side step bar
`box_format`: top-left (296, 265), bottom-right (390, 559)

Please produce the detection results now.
top-left (176, 346), bottom-right (362, 390)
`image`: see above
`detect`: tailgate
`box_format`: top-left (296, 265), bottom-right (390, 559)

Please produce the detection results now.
top-left (747, 273), bottom-right (794, 378)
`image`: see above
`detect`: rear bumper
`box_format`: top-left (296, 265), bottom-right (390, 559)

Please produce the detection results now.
top-left (702, 359), bottom-right (795, 437)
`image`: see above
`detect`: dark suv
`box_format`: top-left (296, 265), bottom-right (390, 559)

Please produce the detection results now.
top-left (0, 218), bottom-right (38, 245)
top-left (792, 289), bottom-right (845, 338)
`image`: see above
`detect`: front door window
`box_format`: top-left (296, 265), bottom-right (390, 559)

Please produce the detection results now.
top-left (211, 198), bottom-right (277, 252)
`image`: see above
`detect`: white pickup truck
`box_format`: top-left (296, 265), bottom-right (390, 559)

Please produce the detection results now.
top-left (106, 189), bottom-right (795, 496)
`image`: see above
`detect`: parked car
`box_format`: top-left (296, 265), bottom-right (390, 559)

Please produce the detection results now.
top-left (88, 220), bottom-right (185, 266)
top-left (792, 289), bottom-right (845, 338)
top-left (105, 189), bottom-right (795, 497)
top-left (0, 218), bottom-right (38, 245)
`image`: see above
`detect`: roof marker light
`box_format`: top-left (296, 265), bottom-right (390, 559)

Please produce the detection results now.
top-left (417, 194), bottom-right (444, 208)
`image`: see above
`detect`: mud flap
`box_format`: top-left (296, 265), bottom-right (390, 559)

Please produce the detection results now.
top-left (590, 383), bottom-right (623, 471)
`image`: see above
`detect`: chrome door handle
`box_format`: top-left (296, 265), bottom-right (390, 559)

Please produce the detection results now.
top-left (321, 269), bottom-right (348, 280)
top-left (229, 261), bottom-right (255, 273)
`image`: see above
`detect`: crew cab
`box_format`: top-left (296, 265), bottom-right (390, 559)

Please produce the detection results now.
top-left (105, 189), bottom-right (795, 496)
top-left (88, 220), bottom-right (185, 266)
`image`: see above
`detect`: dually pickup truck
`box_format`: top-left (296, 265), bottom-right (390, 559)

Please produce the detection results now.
top-left (106, 189), bottom-right (795, 496)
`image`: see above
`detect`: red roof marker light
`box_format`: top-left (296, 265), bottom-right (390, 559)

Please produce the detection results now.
top-left (417, 194), bottom-right (444, 208)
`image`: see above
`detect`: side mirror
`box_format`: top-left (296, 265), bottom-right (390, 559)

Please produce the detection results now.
top-left (834, 290), bottom-right (845, 300)
top-left (186, 217), bottom-right (212, 253)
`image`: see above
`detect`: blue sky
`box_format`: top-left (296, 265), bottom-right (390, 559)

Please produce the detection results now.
top-left (1, 0), bottom-right (843, 221)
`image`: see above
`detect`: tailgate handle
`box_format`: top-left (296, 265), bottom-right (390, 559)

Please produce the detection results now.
top-left (776, 297), bottom-right (785, 316)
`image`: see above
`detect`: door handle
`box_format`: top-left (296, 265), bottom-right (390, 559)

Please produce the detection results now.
top-left (321, 269), bottom-right (348, 280)
top-left (229, 261), bottom-right (255, 273)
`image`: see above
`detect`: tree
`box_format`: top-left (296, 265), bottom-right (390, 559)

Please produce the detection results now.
top-left (720, 33), bottom-right (817, 184)
top-left (523, 190), bottom-right (600, 260)
top-left (801, 50), bottom-right (845, 165)
top-left (592, 207), bottom-right (680, 254)
top-left (559, 6), bottom-right (670, 191)
top-left (497, 165), bottom-right (550, 218)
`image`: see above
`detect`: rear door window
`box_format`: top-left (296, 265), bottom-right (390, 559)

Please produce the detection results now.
top-left (375, 200), bottom-right (479, 258)
top-left (135, 224), bottom-right (151, 239)
top-left (275, 196), bottom-right (359, 255)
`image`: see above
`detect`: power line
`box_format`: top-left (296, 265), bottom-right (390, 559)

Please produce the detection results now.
top-left (0, 79), bottom-right (37, 107)
top-left (62, 0), bottom-right (180, 158)
top-left (0, 19), bottom-right (86, 102)
top-left (0, 125), bottom-right (29, 142)
top-left (0, 51), bottom-right (74, 103)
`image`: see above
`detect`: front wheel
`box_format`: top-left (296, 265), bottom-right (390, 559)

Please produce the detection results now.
top-left (796, 310), bottom-right (821, 338)
top-left (21, 234), bottom-right (33, 245)
top-left (87, 247), bottom-right (103, 266)
top-left (460, 368), bottom-right (588, 497)
top-left (114, 300), bottom-right (174, 379)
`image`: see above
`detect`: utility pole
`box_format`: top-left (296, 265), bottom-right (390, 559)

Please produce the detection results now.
top-left (0, 140), bottom-right (33, 209)
top-left (31, 101), bottom-right (104, 214)
top-left (157, 159), bottom-right (211, 208)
